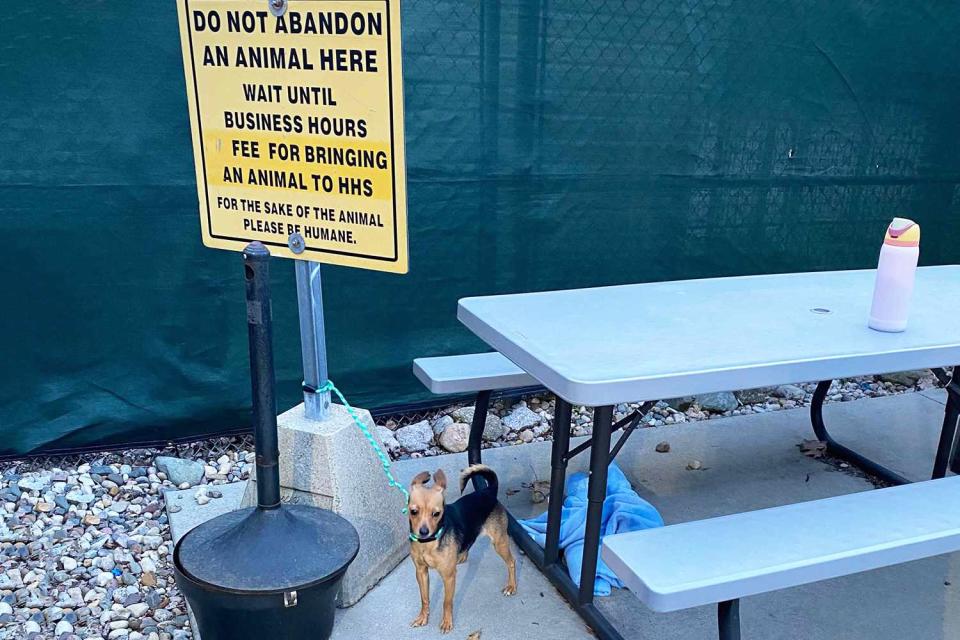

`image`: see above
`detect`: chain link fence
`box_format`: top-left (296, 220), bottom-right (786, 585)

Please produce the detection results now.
top-left (4, 0), bottom-right (959, 456)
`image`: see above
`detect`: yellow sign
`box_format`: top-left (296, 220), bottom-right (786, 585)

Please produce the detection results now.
top-left (177, 0), bottom-right (408, 273)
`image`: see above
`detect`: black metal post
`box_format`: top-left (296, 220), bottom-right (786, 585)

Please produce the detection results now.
top-left (718, 599), bottom-right (741, 640)
top-left (932, 390), bottom-right (959, 479)
top-left (578, 405), bottom-right (613, 605)
top-left (243, 242), bottom-right (281, 510)
top-left (544, 398), bottom-right (572, 566)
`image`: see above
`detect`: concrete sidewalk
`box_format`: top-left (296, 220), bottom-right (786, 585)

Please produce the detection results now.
top-left (333, 390), bottom-right (960, 640)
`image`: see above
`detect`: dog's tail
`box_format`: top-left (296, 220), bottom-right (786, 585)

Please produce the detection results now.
top-left (459, 464), bottom-right (498, 495)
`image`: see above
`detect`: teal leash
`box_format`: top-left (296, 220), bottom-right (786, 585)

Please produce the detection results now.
top-left (318, 380), bottom-right (410, 513)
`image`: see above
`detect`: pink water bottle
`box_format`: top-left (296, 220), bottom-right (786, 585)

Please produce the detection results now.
top-left (868, 217), bottom-right (920, 332)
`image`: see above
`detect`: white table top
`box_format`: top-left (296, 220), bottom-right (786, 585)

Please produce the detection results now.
top-left (458, 266), bottom-right (960, 406)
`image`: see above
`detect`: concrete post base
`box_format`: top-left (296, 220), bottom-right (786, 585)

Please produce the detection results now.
top-left (241, 402), bottom-right (408, 606)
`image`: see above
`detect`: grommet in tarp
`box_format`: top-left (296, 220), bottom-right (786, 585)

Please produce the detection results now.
top-left (268, 0), bottom-right (287, 17)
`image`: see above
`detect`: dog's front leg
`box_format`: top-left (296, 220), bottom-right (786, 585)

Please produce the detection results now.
top-left (411, 564), bottom-right (430, 627)
top-left (439, 566), bottom-right (456, 633)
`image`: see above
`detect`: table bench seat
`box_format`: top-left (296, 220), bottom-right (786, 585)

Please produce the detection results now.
top-left (602, 476), bottom-right (960, 614)
top-left (412, 352), bottom-right (538, 394)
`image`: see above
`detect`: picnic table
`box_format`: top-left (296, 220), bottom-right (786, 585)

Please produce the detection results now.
top-left (455, 266), bottom-right (960, 640)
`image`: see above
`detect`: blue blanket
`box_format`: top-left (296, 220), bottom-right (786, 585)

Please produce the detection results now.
top-left (519, 463), bottom-right (663, 596)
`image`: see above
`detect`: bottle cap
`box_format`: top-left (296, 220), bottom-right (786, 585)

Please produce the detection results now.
top-left (884, 218), bottom-right (920, 247)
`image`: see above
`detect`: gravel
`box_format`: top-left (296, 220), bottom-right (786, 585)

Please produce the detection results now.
top-left (380, 370), bottom-right (944, 460)
top-left (0, 449), bottom-right (254, 640)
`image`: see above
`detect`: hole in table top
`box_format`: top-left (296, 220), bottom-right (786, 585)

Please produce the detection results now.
top-left (810, 307), bottom-right (832, 314)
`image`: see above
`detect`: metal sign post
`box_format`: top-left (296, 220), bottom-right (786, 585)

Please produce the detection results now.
top-left (295, 259), bottom-right (331, 421)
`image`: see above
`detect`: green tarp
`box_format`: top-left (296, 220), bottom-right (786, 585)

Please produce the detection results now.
top-left (2, 1), bottom-right (959, 455)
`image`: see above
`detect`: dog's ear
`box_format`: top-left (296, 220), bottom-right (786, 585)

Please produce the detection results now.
top-left (411, 471), bottom-right (431, 487)
top-left (433, 469), bottom-right (447, 492)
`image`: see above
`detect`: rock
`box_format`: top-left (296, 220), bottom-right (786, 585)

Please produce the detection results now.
top-left (664, 396), bottom-right (696, 411)
top-left (127, 603), bottom-right (149, 617)
top-left (153, 608), bottom-right (173, 622)
top-left (17, 477), bottom-right (49, 493)
top-left (452, 406), bottom-right (505, 441)
top-left (431, 414), bottom-right (454, 436)
top-left (694, 392), bottom-right (738, 412)
top-left (154, 456), bottom-right (204, 487)
top-left (686, 460), bottom-right (703, 471)
top-left (772, 384), bottom-right (805, 401)
top-left (438, 423), bottom-right (469, 453)
top-left (35, 501), bottom-right (55, 513)
top-left (735, 387), bottom-right (777, 404)
top-left (142, 535), bottom-right (163, 549)
top-left (140, 572), bottom-right (157, 587)
top-left (394, 421), bottom-right (434, 452)
top-left (375, 426), bottom-right (400, 453)
top-left (196, 494), bottom-right (211, 506)
top-left (55, 620), bottom-right (75, 636)
top-left (83, 514), bottom-right (101, 526)
top-left (879, 370), bottom-right (925, 387)
top-left (62, 557), bottom-right (78, 571)
top-left (65, 491), bottom-right (95, 505)
top-left (502, 403), bottom-right (540, 433)
top-left (45, 606), bottom-right (65, 622)
top-left (519, 429), bottom-right (534, 443)
top-left (655, 441), bottom-right (670, 453)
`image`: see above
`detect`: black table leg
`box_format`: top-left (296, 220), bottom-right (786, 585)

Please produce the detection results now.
top-left (466, 393), bottom-right (624, 639)
top-left (544, 398), bottom-right (572, 566)
top-left (578, 405), bottom-right (613, 605)
top-left (718, 599), bottom-right (741, 640)
top-left (811, 370), bottom-right (960, 485)
top-left (811, 380), bottom-right (910, 485)
top-left (933, 391), bottom-right (960, 479)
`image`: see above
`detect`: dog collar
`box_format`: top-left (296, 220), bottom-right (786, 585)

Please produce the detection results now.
top-left (409, 526), bottom-right (445, 544)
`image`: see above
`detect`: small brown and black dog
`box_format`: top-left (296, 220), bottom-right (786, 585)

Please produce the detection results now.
top-left (407, 464), bottom-right (517, 633)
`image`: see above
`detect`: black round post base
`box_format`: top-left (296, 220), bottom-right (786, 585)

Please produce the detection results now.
top-left (174, 504), bottom-right (359, 640)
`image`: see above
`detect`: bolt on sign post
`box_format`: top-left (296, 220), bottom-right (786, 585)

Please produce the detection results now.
top-left (176, 0), bottom-right (408, 420)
